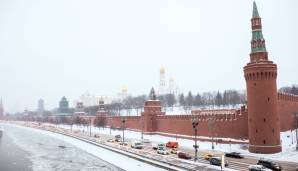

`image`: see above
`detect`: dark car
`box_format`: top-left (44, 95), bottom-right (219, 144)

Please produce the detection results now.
top-left (225, 152), bottom-right (243, 159)
top-left (177, 152), bottom-right (192, 160)
top-left (248, 165), bottom-right (272, 171)
top-left (114, 135), bottom-right (121, 142)
top-left (257, 158), bottom-right (282, 171)
top-left (210, 157), bottom-right (229, 167)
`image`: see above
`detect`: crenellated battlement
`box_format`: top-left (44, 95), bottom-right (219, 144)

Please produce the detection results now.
top-left (277, 92), bottom-right (298, 102)
top-left (244, 69), bottom-right (277, 81)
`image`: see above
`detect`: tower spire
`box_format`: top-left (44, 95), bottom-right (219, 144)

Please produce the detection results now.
top-left (252, 1), bottom-right (259, 18)
top-left (250, 1), bottom-right (268, 62)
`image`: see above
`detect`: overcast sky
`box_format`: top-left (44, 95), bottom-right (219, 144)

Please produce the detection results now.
top-left (0, 0), bottom-right (297, 113)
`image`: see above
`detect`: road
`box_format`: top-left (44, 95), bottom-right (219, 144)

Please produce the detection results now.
top-left (15, 122), bottom-right (298, 171)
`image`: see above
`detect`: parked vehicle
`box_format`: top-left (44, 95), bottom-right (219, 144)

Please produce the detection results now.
top-left (131, 141), bottom-right (143, 149)
top-left (152, 143), bottom-right (165, 150)
top-left (225, 152), bottom-right (243, 159)
top-left (119, 141), bottom-right (128, 146)
top-left (170, 148), bottom-right (178, 154)
top-left (142, 139), bottom-right (150, 143)
top-left (257, 158), bottom-right (282, 171)
top-left (204, 153), bottom-right (213, 160)
top-left (166, 141), bottom-right (178, 148)
top-left (209, 157), bottom-right (229, 167)
top-left (114, 135), bottom-right (121, 142)
top-left (249, 165), bottom-right (272, 171)
top-left (157, 146), bottom-right (169, 155)
top-left (107, 139), bottom-right (115, 143)
top-left (177, 152), bottom-right (191, 159)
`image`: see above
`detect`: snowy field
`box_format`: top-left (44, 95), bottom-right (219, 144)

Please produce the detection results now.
top-left (56, 123), bottom-right (298, 163)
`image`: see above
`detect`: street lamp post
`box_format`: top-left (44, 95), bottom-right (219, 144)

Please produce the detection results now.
top-left (295, 113), bottom-right (298, 151)
top-left (191, 115), bottom-right (199, 162)
top-left (208, 116), bottom-right (215, 150)
top-left (141, 117), bottom-right (144, 140)
top-left (89, 117), bottom-right (92, 137)
top-left (121, 117), bottom-right (126, 143)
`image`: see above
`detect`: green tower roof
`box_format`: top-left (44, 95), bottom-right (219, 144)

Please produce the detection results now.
top-left (253, 1), bottom-right (260, 18)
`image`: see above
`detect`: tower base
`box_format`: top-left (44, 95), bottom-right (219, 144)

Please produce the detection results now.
top-left (249, 144), bottom-right (281, 154)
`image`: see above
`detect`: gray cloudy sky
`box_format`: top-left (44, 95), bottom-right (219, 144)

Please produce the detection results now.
top-left (0, 0), bottom-right (297, 113)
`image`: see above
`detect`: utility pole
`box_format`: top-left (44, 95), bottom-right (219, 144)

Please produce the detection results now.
top-left (191, 115), bottom-right (199, 162)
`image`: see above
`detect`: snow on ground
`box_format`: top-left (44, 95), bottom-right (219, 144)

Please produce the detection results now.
top-left (57, 124), bottom-right (298, 163)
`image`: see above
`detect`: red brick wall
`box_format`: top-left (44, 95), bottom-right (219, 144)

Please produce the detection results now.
top-left (107, 116), bottom-right (141, 130)
top-left (277, 92), bottom-right (298, 131)
top-left (105, 109), bottom-right (248, 140)
top-left (155, 109), bottom-right (248, 139)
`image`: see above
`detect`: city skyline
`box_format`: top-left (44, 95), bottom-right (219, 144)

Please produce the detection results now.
top-left (0, 0), bottom-right (297, 112)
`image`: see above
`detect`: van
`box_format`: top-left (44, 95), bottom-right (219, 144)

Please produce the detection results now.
top-left (131, 141), bottom-right (143, 149)
top-left (166, 141), bottom-right (178, 148)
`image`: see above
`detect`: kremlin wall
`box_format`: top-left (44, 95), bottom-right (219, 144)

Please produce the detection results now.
top-left (2, 2), bottom-right (298, 154)
top-left (81, 2), bottom-right (298, 154)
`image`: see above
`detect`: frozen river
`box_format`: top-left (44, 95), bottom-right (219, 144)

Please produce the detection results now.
top-left (0, 124), bottom-right (166, 171)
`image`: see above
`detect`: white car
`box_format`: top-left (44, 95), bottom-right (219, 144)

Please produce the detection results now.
top-left (248, 165), bottom-right (272, 171)
top-left (131, 141), bottom-right (143, 149)
top-left (142, 139), bottom-right (150, 143)
top-left (157, 147), bottom-right (169, 155)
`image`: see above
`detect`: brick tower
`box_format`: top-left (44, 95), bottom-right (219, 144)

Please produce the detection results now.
top-left (141, 88), bottom-right (164, 133)
top-left (244, 2), bottom-right (281, 153)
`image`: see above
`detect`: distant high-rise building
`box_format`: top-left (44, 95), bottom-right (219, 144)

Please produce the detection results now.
top-left (159, 66), bottom-right (166, 95)
top-left (37, 98), bottom-right (45, 115)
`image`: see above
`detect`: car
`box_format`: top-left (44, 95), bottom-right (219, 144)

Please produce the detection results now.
top-left (209, 157), bottom-right (229, 167)
top-left (166, 141), bottom-right (179, 148)
top-left (225, 152), bottom-right (243, 159)
top-left (249, 165), bottom-right (273, 171)
top-left (257, 158), bottom-right (282, 171)
top-left (107, 139), bottom-right (115, 143)
top-left (177, 152), bottom-right (192, 159)
top-left (142, 139), bottom-right (150, 143)
top-left (94, 134), bottom-right (100, 138)
top-left (114, 135), bottom-right (121, 142)
top-left (131, 141), bottom-right (143, 149)
top-left (170, 148), bottom-right (178, 154)
top-left (157, 146), bottom-right (169, 155)
top-left (119, 141), bottom-right (128, 146)
top-left (204, 153), bottom-right (213, 160)
top-left (152, 143), bottom-right (165, 150)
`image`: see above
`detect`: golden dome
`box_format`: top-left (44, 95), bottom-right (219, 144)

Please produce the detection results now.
top-left (160, 66), bottom-right (165, 74)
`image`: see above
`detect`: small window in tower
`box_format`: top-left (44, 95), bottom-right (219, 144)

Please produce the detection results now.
top-left (272, 129), bottom-right (275, 133)
top-left (254, 83), bottom-right (256, 86)
top-left (267, 98), bottom-right (270, 102)
top-left (256, 129), bottom-right (258, 133)
top-left (264, 118), bottom-right (266, 122)
top-left (263, 140), bottom-right (266, 144)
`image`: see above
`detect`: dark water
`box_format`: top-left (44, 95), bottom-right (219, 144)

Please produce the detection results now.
top-left (0, 124), bottom-right (124, 171)
top-left (0, 129), bottom-right (32, 171)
